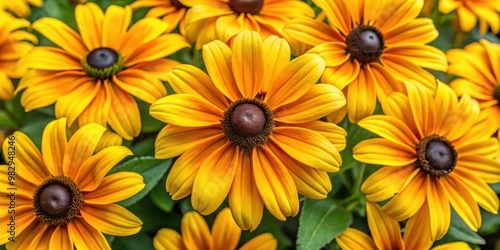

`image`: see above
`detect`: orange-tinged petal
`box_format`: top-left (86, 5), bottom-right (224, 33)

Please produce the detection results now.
top-left (366, 201), bottom-right (404, 250)
top-left (55, 80), bottom-right (100, 126)
top-left (9, 221), bottom-right (48, 250)
top-left (0, 167), bottom-right (36, 199)
top-left (307, 42), bottom-right (349, 67)
top-left (346, 67), bottom-right (377, 123)
top-left (155, 124), bottom-right (221, 159)
top-left (457, 155), bottom-right (500, 183)
top-left (455, 137), bottom-right (499, 159)
top-left (427, 178), bottom-right (451, 240)
top-left (107, 84), bottom-right (141, 140)
top-left (369, 63), bottom-right (404, 98)
top-left (18, 47), bottom-right (82, 71)
top-left (76, 2), bottom-right (104, 50)
top-left (265, 54), bottom-right (325, 109)
top-left (239, 233), bottom-right (278, 250)
top-left (295, 121), bottom-right (347, 151)
top-left (211, 208), bottom-right (241, 250)
top-left (361, 165), bottom-right (418, 202)
top-left (384, 44), bottom-right (447, 72)
top-left (261, 36), bottom-right (290, 91)
top-left (432, 242), bottom-right (472, 250)
top-left (150, 94), bottom-right (223, 127)
top-left (166, 135), bottom-right (226, 199)
top-left (231, 31), bottom-right (264, 98)
top-left (50, 225), bottom-right (72, 250)
top-left (83, 172), bottom-right (144, 204)
top-left (181, 211), bottom-right (213, 250)
top-left (336, 228), bottom-right (377, 250)
top-left (114, 69), bottom-right (166, 104)
top-left (284, 18), bottom-right (341, 46)
top-left (381, 55), bottom-right (436, 93)
top-left (154, 228), bottom-right (186, 250)
top-left (274, 84), bottom-right (345, 124)
top-left (270, 126), bottom-right (341, 172)
top-left (32, 17), bottom-right (86, 59)
top-left (192, 141), bottom-right (239, 215)
top-left (62, 123), bottom-right (106, 179)
top-left (405, 80), bottom-right (436, 138)
top-left (354, 138), bottom-right (416, 166)
top-left (452, 169), bottom-right (499, 214)
top-left (384, 18), bottom-right (438, 45)
top-left (450, 78), bottom-right (492, 101)
top-left (81, 204), bottom-right (142, 236)
top-left (102, 4), bottom-right (131, 48)
top-left (313, 0), bottom-right (351, 35)
top-left (42, 118), bottom-right (68, 176)
top-left (321, 61), bottom-right (360, 90)
top-left (78, 82), bottom-right (111, 127)
top-left (167, 64), bottom-right (229, 110)
top-left (125, 34), bottom-right (190, 66)
top-left (252, 147), bottom-right (299, 220)
top-left (381, 172), bottom-right (427, 221)
top-left (132, 58), bottom-right (180, 81)
top-left (3, 131), bottom-right (49, 185)
top-left (404, 202), bottom-right (434, 250)
top-left (358, 115), bottom-right (419, 149)
top-left (76, 146), bottom-right (133, 191)
top-left (441, 175), bottom-right (481, 231)
top-left (374, 0), bottom-right (423, 33)
top-left (229, 151), bottom-right (264, 231)
top-left (69, 218), bottom-right (111, 250)
top-left (380, 92), bottom-right (419, 134)
top-left (203, 40), bottom-right (241, 101)
top-left (0, 206), bottom-right (36, 244)
top-left (119, 17), bottom-right (169, 57)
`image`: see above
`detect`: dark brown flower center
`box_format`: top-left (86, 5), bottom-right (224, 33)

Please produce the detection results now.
top-left (33, 176), bottom-right (83, 226)
top-left (415, 134), bottom-right (457, 177)
top-left (229, 0), bottom-right (264, 15)
top-left (87, 47), bottom-right (119, 69)
top-left (493, 84), bottom-right (500, 105)
top-left (346, 25), bottom-right (385, 64)
top-left (222, 98), bottom-right (274, 150)
top-left (170, 0), bottom-right (185, 9)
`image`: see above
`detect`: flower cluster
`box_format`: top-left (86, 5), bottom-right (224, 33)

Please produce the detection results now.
top-left (0, 0), bottom-right (499, 249)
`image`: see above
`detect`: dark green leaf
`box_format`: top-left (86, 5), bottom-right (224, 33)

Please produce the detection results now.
top-left (149, 174), bottom-right (176, 213)
top-left (297, 199), bottom-right (352, 250)
top-left (109, 157), bottom-right (173, 207)
top-left (447, 211), bottom-right (485, 245)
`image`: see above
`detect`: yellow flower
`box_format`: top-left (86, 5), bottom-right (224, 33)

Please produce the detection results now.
top-left (130, 0), bottom-right (188, 35)
top-left (284, 0), bottom-right (447, 123)
top-left (179, 0), bottom-right (315, 49)
top-left (153, 208), bottom-right (277, 250)
top-left (150, 31), bottom-right (346, 230)
top-left (0, 0), bottom-right (42, 18)
top-left (0, 11), bottom-right (36, 101)
top-left (16, 2), bottom-right (190, 140)
top-left (336, 202), bottom-right (472, 250)
top-left (353, 81), bottom-right (500, 240)
top-left (439, 0), bottom-right (500, 34)
top-left (448, 40), bottom-right (500, 128)
top-left (0, 118), bottom-right (144, 249)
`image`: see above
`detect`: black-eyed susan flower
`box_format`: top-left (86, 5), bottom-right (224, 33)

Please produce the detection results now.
top-left (0, 118), bottom-right (144, 249)
top-left (448, 40), bottom-right (500, 128)
top-left (16, 2), bottom-right (190, 140)
top-left (179, 0), bottom-right (315, 49)
top-left (131, 0), bottom-right (188, 35)
top-left (284, 0), bottom-right (447, 123)
top-left (439, 0), bottom-right (500, 34)
top-left (353, 81), bottom-right (500, 240)
top-left (336, 202), bottom-right (471, 250)
top-left (153, 208), bottom-right (277, 250)
top-left (0, 0), bottom-right (42, 18)
top-left (150, 31), bottom-right (346, 230)
top-left (0, 11), bottom-right (36, 101)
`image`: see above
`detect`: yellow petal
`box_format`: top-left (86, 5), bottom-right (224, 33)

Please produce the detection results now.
top-left (76, 2), bottom-right (104, 50)
top-left (313, 0), bottom-right (351, 35)
top-left (154, 228), bottom-right (186, 250)
top-left (404, 202), bottom-right (434, 250)
top-left (18, 47), bottom-right (82, 71)
top-left (361, 165), bottom-right (418, 202)
top-left (54, 80), bottom-right (100, 126)
top-left (432, 242), bottom-right (472, 250)
top-left (119, 17), bottom-right (169, 57)
top-left (239, 233), bottom-right (277, 250)
top-left (295, 121), bottom-right (346, 151)
top-left (307, 42), bottom-right (349, 67)
top-left (405, 80), bottom-right (437, 138)
top-left (366, 201), bottom-right (404, 250)
top-left (384, 18), bottom-right (438, 45)
top-left (381, 172), bottom-right (427, 221)
top-left (427, 177), bottom-right (451, 240)
top-left (94, 131), bottom-right (123, 153)
top-left (68, 218), bottom-right (111, 250)
top-left (457, 7), bottom-right (477, 32)
top-left (107, 84), bottom-right (141, 140)
top-left (358, 115), bottom-right (419, 149)
top-left (181, 211), bottom-right (213, 250)
top-left (354, 138), bottom-right (416, 166)
top-left (83, 172), bottom-right (144, 204)
top-left (41, 118), bottom-right (68, 176)
top-left (32, 17), bottom-right (86, 59)
top-left (457, 155), bottom-right (500, 183)
top-left (231, 31), bottom-right (264, 98)
top-left (336, 228), bottom-right (377, 250)
top-left (102, 4), bottom-right (131, 48)
top-left (132, 58), bottom-right (180, 82)
top-left (346, 67), bottom-right (377, 123)
top-left (211, 208), bottom-right (241, 250)
top-left (50, 225), bottom-right (72, 250)
top-left (385, 44), bottom-right (447, 72)
top-left (284, 17), bottom-right (341, 46)
top-left (261, 36), bottom-right (291, 91)
top-left (321, 61), bottom-right (360, 90)
top-left (452, 169), bottom-right (499, 214)
top-left (77, 83), bottom-right (111, 128)
top-left (81, 204), bottom-right (142, 236)
top-left (114, 69), bottom-right (166, 104)
top-left (125, 34), bottom-right (190, 66)
top-left (441, 175), bottom-right (481, 231)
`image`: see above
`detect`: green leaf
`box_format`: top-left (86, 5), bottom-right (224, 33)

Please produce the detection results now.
top-left (138, 99), bottom-right (165, 133)
top-left (109, 156), bottom-right (173, 207)
top-left (297, 199), bottom-right (352, 250)
top-left (447, 211), bottom-right (485, 245)
top-left (338, 120), bottom-right (375, 173)
top-left (149, 174), bottom-right (176, 213)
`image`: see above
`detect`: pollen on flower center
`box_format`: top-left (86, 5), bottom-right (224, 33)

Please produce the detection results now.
top-left (229, 0), bottom-right (264, 15)
top-left (33, 176), bottom-right (83, 226)
top-left (415, 134), bottom-right (457, 177)
top-left (222, 98), bottom-right (274, 150)
top-left (346, 25), bottom-right (385, 64)
top-left (82, 47), bottom-right (124, 79)
top-left (170, 0), bottom-right (185, 9)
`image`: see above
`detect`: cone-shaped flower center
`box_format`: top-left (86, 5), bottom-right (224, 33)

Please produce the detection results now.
top-left (33, 176), bottom-right (83, 226)
top-left (82, 47), bottom-right (124, 79)
top-left (493, 84), bottom-right (500, 105)
top-left (229, 0), bottom-right (264, 14)
top-left (222, 98), bottom-right (274, 150)
top-left (170, 0), bottom-right (185, 9)
top-left (346, 25), bottom-right (385, 64)
top-left (415, 134), bottom-right (457, 177)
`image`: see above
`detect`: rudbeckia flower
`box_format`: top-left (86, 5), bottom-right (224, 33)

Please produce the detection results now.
top-left (336, 202), bottom-right (472, 250)
top-left (16, 2), bottom-right (190, 140)
top-left (439, 0), bottom-right (500, 34)
top-left (0, 0), bottom-right (42, 18)
top-left (150, 31), bottom-right (346, 230)
top-left (130, 0), bottom-right (188, 34)
top-left (0, 11), bottom-right (36, 101)
top-left (284, 0), bottom-right (447, 123)
top-left (153, 208), bottom-right (277, 250)
top-left (0, 118), bottom-right (144, 249)
top-left (353, 81), bottom-right (500, 240)
top-left (448, 40), bottom-right (500, 128)
top-left (179, 0), bottom-right (315, 49)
